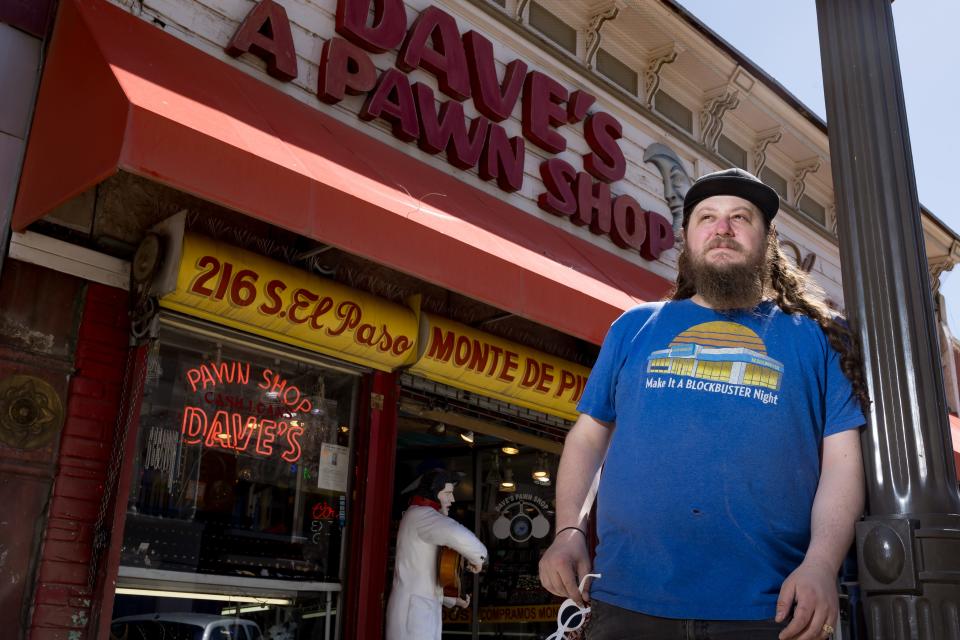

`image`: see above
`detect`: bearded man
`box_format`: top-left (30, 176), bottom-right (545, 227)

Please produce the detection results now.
top-left (539, 168), bottom-right (867, 640)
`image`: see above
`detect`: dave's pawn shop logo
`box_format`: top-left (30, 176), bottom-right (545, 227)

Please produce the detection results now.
top-left (493, 494), bottom-right (551, 543)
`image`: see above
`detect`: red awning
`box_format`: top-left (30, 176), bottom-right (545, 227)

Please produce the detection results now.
top-left (13, 0), bottom-right (673, 345)
top-left (949, 414), bottom-right (960, 483)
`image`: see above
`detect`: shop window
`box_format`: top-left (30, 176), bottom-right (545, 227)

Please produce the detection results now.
top-left (528, 2), bottom-right (577, 55)
top-left (717, 134), bottom-right (748, 169)
top-left (596, 48), bottom-right (638, 95)
top-left (798, 194), bottom-right (827, 226)
top-left (654, 90), bottom-right (693, 133)
top-left (760, 166), bottom-right (788, 200)
top-left (391, 402), bottom-right (563, 639)
top-left (111, 321), bottom-right (360, 640)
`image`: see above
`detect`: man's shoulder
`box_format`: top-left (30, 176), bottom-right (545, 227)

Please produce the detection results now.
top-left (616, 300), bottom-right (670, 325)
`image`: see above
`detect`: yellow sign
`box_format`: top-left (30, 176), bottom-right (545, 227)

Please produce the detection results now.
top-left (410, 313), bottom-right (590, 420)
top-left (443, 603), bottom-right (561, 625)
top-left (161, 234), bottom-right (418, 371)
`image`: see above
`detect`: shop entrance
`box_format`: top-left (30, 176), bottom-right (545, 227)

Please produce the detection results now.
top-left (390, 376), bottom-right (568, 639)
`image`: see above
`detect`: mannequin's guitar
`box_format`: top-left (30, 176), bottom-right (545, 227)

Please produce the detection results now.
top-left (437, 546), bottom-right (464, 598)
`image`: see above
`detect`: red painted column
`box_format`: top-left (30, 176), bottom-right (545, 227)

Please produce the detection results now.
top-left (344, 371), bottom-right (399, 640)
top-left (28, 283), bottom-right (131, 640)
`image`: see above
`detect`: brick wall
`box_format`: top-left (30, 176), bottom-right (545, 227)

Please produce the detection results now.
top-left (29, 283), bottom-right (130, 640)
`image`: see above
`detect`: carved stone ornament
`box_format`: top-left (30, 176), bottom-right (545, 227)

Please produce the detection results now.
top-left (642, 43), bottom-right (682, 107)
top-left (0, 374), bottom-right (65, 450)
top-left (928, 241), bottom-right (960, 291)
top-left (515, 0), bottom-right (531, 22)
top-left (584, 3), bottom-right (620, 69)
top-left (792, 158), bottom-right (822, 207)
top-left (700, 89), bottom-right (740, 151)
top-left (643, 142), bottom-right (693, 239)
top-left (752, 128), bottom-right (782, 175)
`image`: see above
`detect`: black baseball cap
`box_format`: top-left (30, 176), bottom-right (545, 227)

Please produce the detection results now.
top-left (682, 168), bottom-right (780, 225)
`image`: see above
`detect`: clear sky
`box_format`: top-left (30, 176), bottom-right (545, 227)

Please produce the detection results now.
top-left (675, 1), bottom-right (960, 333)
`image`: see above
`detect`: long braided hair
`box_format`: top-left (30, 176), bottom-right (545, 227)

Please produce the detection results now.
top-left (671, 226), bottom-right (871, 412)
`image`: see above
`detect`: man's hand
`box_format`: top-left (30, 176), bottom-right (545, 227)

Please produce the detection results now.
top-left (775, 559), bottom-right (839, 640)
top-left (467, 561), bottom-right (483, 574)
top-left (454, 595), bottom-right (471, 609)
top-left (539, 529), bottom-right (592, 606)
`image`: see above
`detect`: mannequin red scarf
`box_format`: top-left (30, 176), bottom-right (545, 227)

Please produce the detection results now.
top-left (410, 496), bottom-right (441, 511)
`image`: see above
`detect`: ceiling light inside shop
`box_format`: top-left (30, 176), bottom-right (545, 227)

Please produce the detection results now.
top-left (221, 605), bottom-right (270, 615)
top-left (501, 443), bottom-right (520, 455)
top-left (114, 588), bottom-right (291, 605)
top-left (339, 425), bottom-right (349, 433)
top-left (500, 468), bottom-right (516, 492)
top-left (532, 453), bottom-right (550, 480)
top-left (534, 476), bottom-right (552, 487)
top-left (428, 422), bottom-right (446, 436)
top-left (460, 430), bottom-right (475, 444)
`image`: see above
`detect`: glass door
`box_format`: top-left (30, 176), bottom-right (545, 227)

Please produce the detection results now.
top-left (391, 410), bottom-right (562, 639)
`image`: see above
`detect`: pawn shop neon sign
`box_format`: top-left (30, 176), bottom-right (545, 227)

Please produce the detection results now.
top-left (180, 360), bottom-right (308, 463)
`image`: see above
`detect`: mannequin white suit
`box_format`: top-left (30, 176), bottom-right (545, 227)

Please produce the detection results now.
top-left (385, 480), bottom-right (487, 640)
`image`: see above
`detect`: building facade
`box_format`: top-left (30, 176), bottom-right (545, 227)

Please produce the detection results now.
top-left (2, 0), bottom-right (960, 639)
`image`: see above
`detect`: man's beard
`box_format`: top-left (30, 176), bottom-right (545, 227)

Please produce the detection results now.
top-left (680, 237), bottom-right (768, 310)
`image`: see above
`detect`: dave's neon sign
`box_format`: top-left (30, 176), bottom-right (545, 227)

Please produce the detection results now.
top-left (180, 360), bottom-right (307, 462)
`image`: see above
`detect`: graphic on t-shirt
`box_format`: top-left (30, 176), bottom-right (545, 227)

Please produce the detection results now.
top-left (646, 321), bottom-right (783, 391)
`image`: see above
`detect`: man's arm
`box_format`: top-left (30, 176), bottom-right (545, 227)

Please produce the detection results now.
top-left (538, 413), bottom-right (614, 606)
top-left (777, 428), bottom-right (865, 640)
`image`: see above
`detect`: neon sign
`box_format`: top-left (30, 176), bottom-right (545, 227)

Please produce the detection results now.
top-left (180, 359), bottom-right (308, 462)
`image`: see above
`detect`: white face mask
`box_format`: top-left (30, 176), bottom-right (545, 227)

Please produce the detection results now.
top-left (438, 483), bottom-right (456, 515)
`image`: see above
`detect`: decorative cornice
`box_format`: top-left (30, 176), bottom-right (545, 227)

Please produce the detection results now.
top-left (827, 204), bottom-right (838, 235)
top-left (929, 257), bottom-right (954, 292)
top-left (515, 0), bottom-right (531, 22)
top-left (752, 127), bottom-right (782, 174)
top-left (700, 88), bottom-right (740, 151)
top-left (642, 42), bottom-right (682, 108)
top-left (584, 3), bottom-right (621, 69)
top-left (792, 158), bottom-right (822, 206)
top-left (928, 240), bottom-right (960, 291)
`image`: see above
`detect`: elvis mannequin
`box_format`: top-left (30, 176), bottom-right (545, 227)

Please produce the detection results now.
top-left (384, 469), bottom-right (488, 640)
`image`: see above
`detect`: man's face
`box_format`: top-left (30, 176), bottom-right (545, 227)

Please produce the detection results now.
top-left (438, 483), bottom-right (455, 515)
top-left (685, 195), bottom-right (766, 268)
top-left (681, 195), bottom-right (769, 309)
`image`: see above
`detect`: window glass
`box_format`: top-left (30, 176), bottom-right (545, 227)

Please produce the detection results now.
top-left (597, 48), bottom-right (638, 95)
top-left (760, 167), bottom-right (788, 200)
top-left (717, 135), bottom-right (748, 169)
top-left (654, 90), bottom-right (694, 132)
top-left (529, 2), bottom-right (577, 54)
top-left (114, 322), bottom-right (358, 638)
top-left (391, 411), bottom-right (562, 639)
top-left (798, 194), bottom-right (827, 226)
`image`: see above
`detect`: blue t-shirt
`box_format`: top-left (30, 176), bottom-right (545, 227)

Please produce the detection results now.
top-left (577, 299), bottom-right (864, 620)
